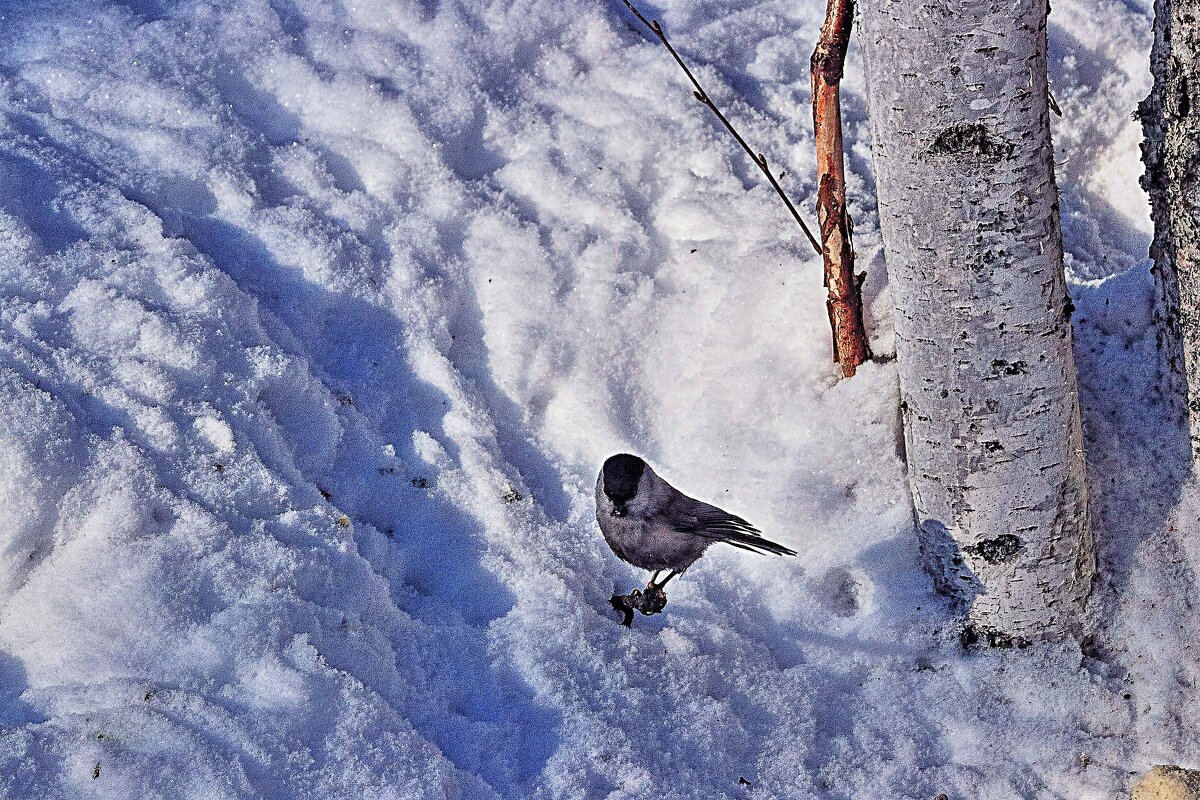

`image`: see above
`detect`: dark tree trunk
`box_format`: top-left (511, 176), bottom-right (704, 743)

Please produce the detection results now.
top-left (1141, 0), bottom-right (1200, 455)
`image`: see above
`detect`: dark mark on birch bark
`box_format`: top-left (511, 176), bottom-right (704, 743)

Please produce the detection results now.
top-left (929, 123), bottom-right (1014, 162)
top-left (965, 533), bottom-right (1024, 564)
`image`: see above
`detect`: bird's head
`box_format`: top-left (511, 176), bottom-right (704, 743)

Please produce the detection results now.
top-left (601, 453), bottom-right (646, 517)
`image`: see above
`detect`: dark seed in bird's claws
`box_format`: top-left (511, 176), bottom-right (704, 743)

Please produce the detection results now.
top-left (640, 584), bottom-right (667, 615)
top-left (611, 591), bottom-right (639, 627)
top-left (610, 584), bottom-right (670, 626)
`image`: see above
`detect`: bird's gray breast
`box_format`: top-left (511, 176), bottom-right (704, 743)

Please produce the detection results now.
top-left (596, 485), bottom-right (709, 571)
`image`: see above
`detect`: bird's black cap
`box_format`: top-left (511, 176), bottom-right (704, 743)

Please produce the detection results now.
top-left (602, 453), bottom-right (646, 504)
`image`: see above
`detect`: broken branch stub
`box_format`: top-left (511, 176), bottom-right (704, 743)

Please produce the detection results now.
top-left (811, 0), bottom-right (872, 376)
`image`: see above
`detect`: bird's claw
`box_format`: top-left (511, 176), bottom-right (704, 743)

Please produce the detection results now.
top-left (640, 583), bottom-right (668, 614)
top-left (610, 583), bottom-right (668, 626)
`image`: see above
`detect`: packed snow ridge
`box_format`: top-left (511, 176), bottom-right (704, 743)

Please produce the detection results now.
top-left (0, 0), bottom-right (1195, 798)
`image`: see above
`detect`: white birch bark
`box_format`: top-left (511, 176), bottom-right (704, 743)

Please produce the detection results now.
top-left (857, 0), bottom-right (1094, 643)
top-left (1141, 0), bottom-right (1200, 454)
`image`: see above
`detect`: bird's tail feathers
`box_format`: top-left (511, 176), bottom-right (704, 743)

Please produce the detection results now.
top-left (715, 529), bottom-right (797, 557)
top-left (691, 510), bottom-right (797, 557)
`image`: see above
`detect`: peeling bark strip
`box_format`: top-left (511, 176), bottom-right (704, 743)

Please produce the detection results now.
top-left (1141, 0), bottom-right (1200, 455)
top-left (858, 0), bottom-right (1093, 640)
top-left (811, 0), bottom-right (873, 377)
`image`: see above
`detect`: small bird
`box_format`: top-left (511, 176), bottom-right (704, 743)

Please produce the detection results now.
top-left (596, 453), bottom-right (796, 624)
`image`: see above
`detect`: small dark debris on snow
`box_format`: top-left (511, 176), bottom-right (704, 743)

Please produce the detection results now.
top-left (739, 776), bottom-right (752, 786)
top-left (318, 487), bottom-right (333, 500)
top-left (211, 463), bottom-right (225, 473)
top-left (378, 466), bottom-right (397, 475)
top-left (92, 762), bottom-right (101, 780)
top-left (610, 593), bottom-right (637, 627)
top-left (411, 476), bottom-right (429, 488)
top-left (502, 487), bottom-right (524, 504)
top-left (337, 393), bottom-right (354, 406)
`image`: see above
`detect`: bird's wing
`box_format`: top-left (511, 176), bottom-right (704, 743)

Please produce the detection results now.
top-left (665, 496), bottom-right (796, 556)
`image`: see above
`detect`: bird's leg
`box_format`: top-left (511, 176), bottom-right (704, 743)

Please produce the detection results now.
top-left (645, 569), bottom-right (677, 592)
top-left (639, 570), bottom-right (674, 616)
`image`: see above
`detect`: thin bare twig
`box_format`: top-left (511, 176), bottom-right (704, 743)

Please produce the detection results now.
top-left (812, 0), bottom-right (871, 376)
top-left (622, 0), bottom-right (822, 255)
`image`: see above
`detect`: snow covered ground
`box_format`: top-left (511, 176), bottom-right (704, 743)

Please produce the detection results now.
top-left (0, 0), bottom-right (1193, 797)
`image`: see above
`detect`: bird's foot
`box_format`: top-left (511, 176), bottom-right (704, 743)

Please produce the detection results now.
top-left (610, 590), bottom-right (639, 627)
top-left (639, 583), bottom-right (668, 615)
top-left (611, 583), bottom-right (669, 626)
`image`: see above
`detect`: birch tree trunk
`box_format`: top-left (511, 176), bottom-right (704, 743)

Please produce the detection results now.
top-left (1141, 0), bottom-right (1200, 454)
top-left (857, 0), bottom-right (1094, 643)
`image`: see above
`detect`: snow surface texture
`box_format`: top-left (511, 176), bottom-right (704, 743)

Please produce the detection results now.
top-left (0, 0), bottom-right (1191, 798)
